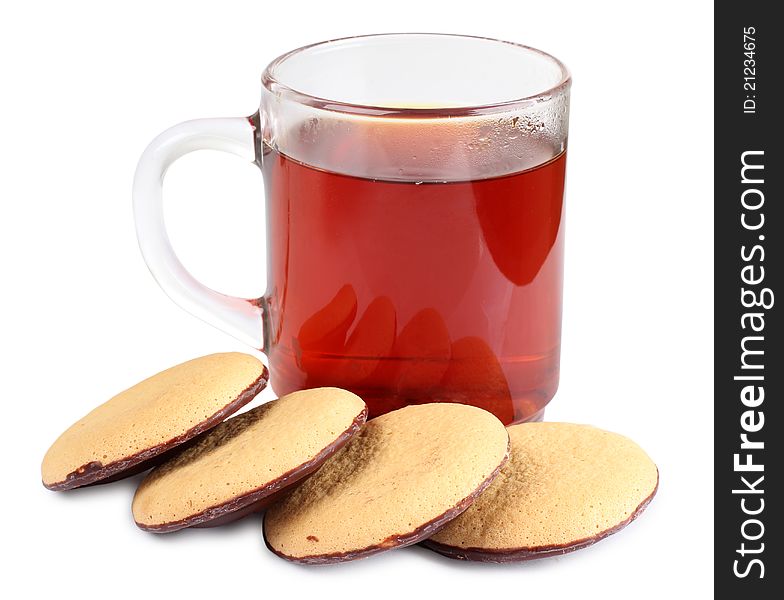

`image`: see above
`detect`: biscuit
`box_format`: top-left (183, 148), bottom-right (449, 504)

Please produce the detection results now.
top-left (132, 388), bottom-right (367, 532)
top-left (263, 403), bottom-right (509, 563)
top-left (422, 422), bottom-right (658, 562)
top-left (42, 353), bottom-right (268, 491)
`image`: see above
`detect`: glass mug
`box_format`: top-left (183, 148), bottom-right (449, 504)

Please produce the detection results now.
top-left (133, 34), bottom-right (570, 424)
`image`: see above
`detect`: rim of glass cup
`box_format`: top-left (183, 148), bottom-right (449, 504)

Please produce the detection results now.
top-left (261, 33), bottom-right (571, 118)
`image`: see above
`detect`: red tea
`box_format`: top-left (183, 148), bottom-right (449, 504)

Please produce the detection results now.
top-left (262, 144), bottom-right (566, 424)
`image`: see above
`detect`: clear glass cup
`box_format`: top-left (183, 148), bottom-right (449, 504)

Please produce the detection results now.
top-left (133, 33), bottom-right (571, 424)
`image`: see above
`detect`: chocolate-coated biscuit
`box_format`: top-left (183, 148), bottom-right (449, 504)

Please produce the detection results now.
top-left (42, 353), bottom-right (268, 491)
top-left (422, 422), bottom-right (658, 562)
top-left (132, 388), bottom-right (367, 532)
top-left (263, 403), bottom-right (510, 563)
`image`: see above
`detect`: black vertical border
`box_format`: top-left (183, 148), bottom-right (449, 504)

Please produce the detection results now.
top-left (715, 3), bottom-right (781, 597)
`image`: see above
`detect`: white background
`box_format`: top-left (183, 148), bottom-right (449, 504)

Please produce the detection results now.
top-left (1, 1), bottom-right (713, 598)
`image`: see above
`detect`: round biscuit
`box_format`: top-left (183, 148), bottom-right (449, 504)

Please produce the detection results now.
top-left (132, 388), bottom-right (367, 531)
top-left (423, 422), bottom-right (658, 561)
top-left (42, 352), bottom-right (268, 490)
top-left (263, 403), bottom-right (510, 563)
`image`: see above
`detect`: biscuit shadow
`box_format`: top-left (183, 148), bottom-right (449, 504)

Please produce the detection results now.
top-left (405, 543), bottom-right (575, 571)
top-left (249, 539), bottom-right (581, 571)
top-left (137, 512), bottom-right (265, 543)
top-left (48, 472), bottom-right (267, 542)
top-left (51, 470), bottom-right (149, 501)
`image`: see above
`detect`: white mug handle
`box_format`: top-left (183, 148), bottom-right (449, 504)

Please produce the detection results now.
top-left (132, 116), bottom-right (264, 348)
